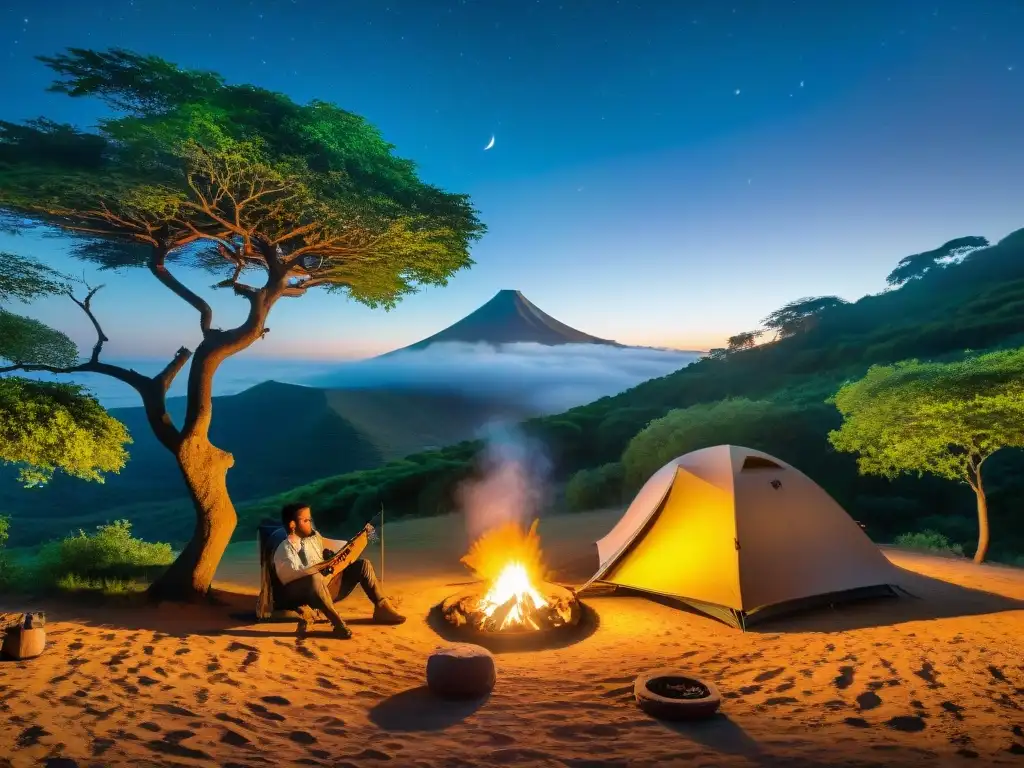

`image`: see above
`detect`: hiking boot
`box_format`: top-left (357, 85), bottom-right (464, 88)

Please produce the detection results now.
top-left (332, 620), bottom-right (353, 639)
top-left (372, 598), bottom-right (407, 625)
top-left (296, 605), bottom-right (316, 635)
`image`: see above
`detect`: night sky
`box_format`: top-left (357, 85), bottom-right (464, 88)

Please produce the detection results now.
top-left (1, 0), bottom-right (1022, 359)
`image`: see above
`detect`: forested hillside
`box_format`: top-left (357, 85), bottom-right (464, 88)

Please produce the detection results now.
top-left (2, 381), bottom-right (533, 546)
top-left (240, 229), bottom-right (1024, 563)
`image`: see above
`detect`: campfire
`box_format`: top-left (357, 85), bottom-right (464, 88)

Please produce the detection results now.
top-left (440, 520), bottom-right (581, 636)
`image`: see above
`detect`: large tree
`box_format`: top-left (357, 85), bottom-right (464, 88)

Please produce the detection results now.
top-left (827, 349), bottom-right (1024, 563)
top-left (760, 295), bottom-right (849, 340)
top-left (885, 236), bottom-right (990, 288)
top-left (726, 329), bottom-right (764, 352)
top-left (0, 48), bottom-right (486, 599)
top-left (0, 252), bottom-right (131, 488)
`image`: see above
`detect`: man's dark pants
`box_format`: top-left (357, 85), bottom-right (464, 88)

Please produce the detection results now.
top-left (278, 558), bottom-right (383, 628)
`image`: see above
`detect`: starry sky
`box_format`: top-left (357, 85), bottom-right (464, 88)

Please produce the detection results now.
top-left (1, 0), bottom-right (1022, 359)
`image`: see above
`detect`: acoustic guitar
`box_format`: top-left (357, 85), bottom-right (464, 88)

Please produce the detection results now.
top-left (316, 510), bottom-right (382, 583)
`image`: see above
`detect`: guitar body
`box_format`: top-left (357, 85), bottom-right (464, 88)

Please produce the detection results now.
top-left (324, 529), bottom-right (370, 584)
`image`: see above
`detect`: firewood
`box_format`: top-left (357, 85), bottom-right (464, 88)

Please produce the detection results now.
top-left (486, 595), bottom-right (518, 630)
top-left (520, 593), bottom-right (537, 621)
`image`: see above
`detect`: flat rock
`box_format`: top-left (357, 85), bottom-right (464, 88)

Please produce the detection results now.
top-left (426, 644), bottom-right (495, 699)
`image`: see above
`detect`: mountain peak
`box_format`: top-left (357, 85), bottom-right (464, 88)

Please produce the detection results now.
top-left (387, 289), bottom-right (621, 353)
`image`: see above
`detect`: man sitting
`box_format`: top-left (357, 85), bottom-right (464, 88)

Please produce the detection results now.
top-left (273, 502), bottom-right (406, 638)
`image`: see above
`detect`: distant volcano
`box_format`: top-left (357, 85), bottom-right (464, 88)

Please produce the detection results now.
top-left (390, 290), bottom-right (622, 353)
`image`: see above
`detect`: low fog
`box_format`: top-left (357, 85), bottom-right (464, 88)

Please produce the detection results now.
top-left (304, 342), bottom-right (699, 414)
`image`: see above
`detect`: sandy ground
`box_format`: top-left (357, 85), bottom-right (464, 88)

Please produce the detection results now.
top-left (1, 509), bottom-right (1023, 768)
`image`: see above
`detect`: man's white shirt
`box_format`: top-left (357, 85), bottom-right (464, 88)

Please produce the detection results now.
top-left (273, 533), bottom-right (347, 585)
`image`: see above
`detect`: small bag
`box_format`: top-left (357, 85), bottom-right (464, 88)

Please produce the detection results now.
top-left (2, 612), bottom-right (46, 660)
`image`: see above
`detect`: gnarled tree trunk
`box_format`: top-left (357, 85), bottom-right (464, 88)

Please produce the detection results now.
top-left (142, 244), bottom-right (285, 601)
top-left (148, 436), bottom-right (238, 600)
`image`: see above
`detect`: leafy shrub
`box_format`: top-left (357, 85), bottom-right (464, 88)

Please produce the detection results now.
top-left (35, 520), bottom-right (175, 593)
top-left (892, 530), bottom-right (965, 557)
top-left (565, 462), bottom-right (626, 512)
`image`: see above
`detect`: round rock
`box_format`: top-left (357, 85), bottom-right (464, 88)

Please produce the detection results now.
top-left (426, 643), bottom-right (496, 699)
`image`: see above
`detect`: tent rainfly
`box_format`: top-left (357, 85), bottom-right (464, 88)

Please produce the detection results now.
top-left (581, 445), bottom-right (902, 629)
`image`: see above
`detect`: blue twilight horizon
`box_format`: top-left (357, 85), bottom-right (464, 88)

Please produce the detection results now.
top-left (0, 1), bottom-right (1022, 361)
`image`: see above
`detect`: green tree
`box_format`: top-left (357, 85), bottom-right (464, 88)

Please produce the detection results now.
top-left (828, 349), bottom-right (1024, 563)
top-left (761, 295), bottom-right (850, 340)
top-left (885, 236), bottom-right (990, 288)
top-left (621, 398), bottom-right (815, 489)
top-left (565, 462), bottom-right (625, 512)
top-left (0, 252), bottom-right (131, 487)
top-left (726, 329), bottom-right (764, 352)
top-left (0, 377), bottom-right (130, 487)
top-left (0, 48), bottom-right (485, 599)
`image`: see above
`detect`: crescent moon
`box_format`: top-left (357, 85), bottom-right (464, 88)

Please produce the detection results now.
top-left (484, 135), bottom-right (495, 151)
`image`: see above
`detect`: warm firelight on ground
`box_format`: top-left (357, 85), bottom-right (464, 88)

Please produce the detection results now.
top-left (460, 519), bottom-right (550, 631)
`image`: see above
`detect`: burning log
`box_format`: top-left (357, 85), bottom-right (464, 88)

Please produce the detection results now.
top-left (440, 581), bottom-right (582, 638)
top-left (483, 595), bottom-right (517, 632)
top-left (438, 520), bottom-right (585, 643)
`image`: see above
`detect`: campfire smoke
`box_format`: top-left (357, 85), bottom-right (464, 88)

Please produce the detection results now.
top-left (454, 422), bottom-right (558, 632)
top-left (458, 421), bottom-right (551, 544)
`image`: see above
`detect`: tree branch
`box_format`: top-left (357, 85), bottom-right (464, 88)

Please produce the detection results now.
top-left (67, 284), bottom-right (109, 363)
top-left (252, 237), bottom-right (286, 280)
top-left (147, 244), bottom-right (215, 335)
top-left (210, 250), bottom-right (260, 297)
top-left (0, 358), bottom-right (184, 453)
top-left (155, 346), bottom-right (192, 393)
top-left (0, 359), bottom-right (143, 389)
top-left (180, 275), bottom-right (289, 439)
top-left (0, 282), bottom-right (192, 452)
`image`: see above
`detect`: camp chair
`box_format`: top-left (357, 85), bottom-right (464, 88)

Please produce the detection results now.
top-left (256, 519), bottom-right (327, 628)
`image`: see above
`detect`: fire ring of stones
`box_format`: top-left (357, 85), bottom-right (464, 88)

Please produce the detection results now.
top-left (437, 581), bottom-right (584, 648)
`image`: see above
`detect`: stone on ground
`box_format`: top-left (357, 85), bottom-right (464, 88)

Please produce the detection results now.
top-left (2, 627), bottom-right (46, 660)
top-left (426, 643), bottom-right (496, 698)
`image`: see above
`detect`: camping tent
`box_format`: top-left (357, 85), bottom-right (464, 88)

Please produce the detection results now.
top-left (582, 445), bottom-right (901, 628)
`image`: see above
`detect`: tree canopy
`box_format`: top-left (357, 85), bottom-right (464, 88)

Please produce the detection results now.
top-left (0, 252), bottom-right (78, 368)
top-left (760, 295), bottom-right (849, 340)
top-left (885, 236), bottom-right (990, 288)
top-left (0, 48), bottom-right (486, 310)
top-left (828, 348), bottom-right (1024, 562)
top-left (0, 253), bottom-right (131, 487)
top-left (0, 377), bottom-right (131, 487)
top-left (726, 330), bottom-right (763, 352)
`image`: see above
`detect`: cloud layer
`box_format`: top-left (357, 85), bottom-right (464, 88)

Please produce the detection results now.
top-left (22, 342), bottom-right (697, 412)
top-left (303, 342), bottom-right (699, 414)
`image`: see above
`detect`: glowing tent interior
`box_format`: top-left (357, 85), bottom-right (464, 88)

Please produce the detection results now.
top-left (580, 445), bottom-right (903, 629)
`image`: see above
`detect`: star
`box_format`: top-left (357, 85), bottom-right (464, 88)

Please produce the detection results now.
top-left (734, 88), bottom-right (741, 95)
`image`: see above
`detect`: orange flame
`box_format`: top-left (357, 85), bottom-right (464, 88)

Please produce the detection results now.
top-left (460, 519), bottom-right (549, 630)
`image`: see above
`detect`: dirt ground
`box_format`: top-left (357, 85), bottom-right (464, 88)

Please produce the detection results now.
top-left (1, 509), bottom-right (1022, 767)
